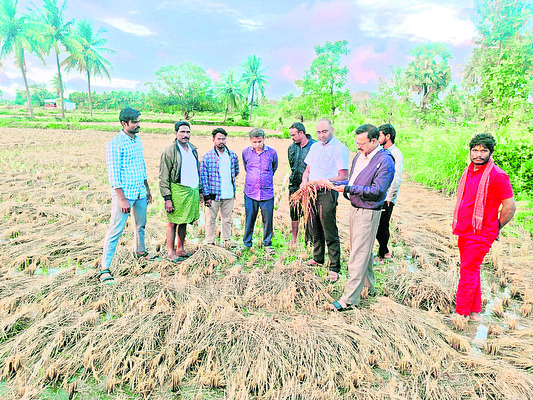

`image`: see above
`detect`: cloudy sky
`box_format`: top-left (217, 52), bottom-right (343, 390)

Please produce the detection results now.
top-left (0, 0), bottom-right (476, 100)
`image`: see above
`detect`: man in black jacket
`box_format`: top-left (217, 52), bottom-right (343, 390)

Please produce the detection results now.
top-left (288, 122), bottom-right (315, 245)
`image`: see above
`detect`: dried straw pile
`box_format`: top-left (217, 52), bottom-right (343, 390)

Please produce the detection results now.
top-left (2, 263), bottom-right (533, 399)
top-left (385, 266), bottom-right (458, 313)
top-left (1, 129), bottom-right (533, 399)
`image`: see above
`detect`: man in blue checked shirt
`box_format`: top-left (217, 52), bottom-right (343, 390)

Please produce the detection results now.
top-left (201, 128), bottom-right (240, 248)
top-left (100, 108), bottom-right (157, 284)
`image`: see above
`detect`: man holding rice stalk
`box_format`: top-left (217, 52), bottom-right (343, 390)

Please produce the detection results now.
top-left (100, 107), bottom-right (157, 284)
top-left (159, 121), bottom-right (203, 262)
top-left (329, 124), bottom-right (395, 311)
top-left (452, 133), bottom-right (515, 321)
top-left (299, 118), bottom-right (349, 282)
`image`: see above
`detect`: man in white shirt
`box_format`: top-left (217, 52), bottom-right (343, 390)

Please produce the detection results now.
top-left (375, 124), bottom-right (404, 261)
top-left (300, 119), bottom-right (349, 282)
top-left (159, 121), bottom-right (203, 262)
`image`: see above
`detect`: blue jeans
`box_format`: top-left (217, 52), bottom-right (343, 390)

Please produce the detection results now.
top-left (243, 194), bottom-right (274, 247)
top-left (102, 194), bottom-right (147, 270)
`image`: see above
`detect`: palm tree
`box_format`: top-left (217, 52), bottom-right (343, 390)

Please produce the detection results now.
top-left (33, 0), bottom-right (76, 119)
top-left (0, 0), bottom-right (43, 118)
top-left (241, 55), bottom-right (268, 120)
top-left (216, 70), bottom-right (244, 122)
top-left (403, 43), bottom-right (452, 109)
top-left (50, 72), bottom-right (65, 97)
top-left (62, 19), bottom-right (114, 116)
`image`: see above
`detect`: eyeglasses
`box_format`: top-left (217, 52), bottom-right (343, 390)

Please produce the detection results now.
top-left (355, 140), bottom-right (371, 147)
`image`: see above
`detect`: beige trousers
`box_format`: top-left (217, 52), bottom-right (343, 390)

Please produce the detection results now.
top-left (340, 207), bottom-right (381, 306)
top-left (205, 198), bottom-right (235, 244)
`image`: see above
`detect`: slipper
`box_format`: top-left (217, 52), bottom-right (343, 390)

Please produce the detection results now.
top-left (99, 269), bottom-right (114, 285)
top-left (166, 257), bottom-right (184, 263)
top-left (135, 251), bottom-right (160, 261)
top-left (329, 301), bottom-right (351, 312)
top-left (327, 270), bottom-right (339, 283)
top-left (179, 252), bottom-right (193, 258)
top-left (306, 259), bottom-right (323, 267)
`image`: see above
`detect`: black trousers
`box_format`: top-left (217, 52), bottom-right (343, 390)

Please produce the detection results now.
top-left (376, 201), bottom-right (394, 257)
top-left (310, 190), bottom-right (341, 272)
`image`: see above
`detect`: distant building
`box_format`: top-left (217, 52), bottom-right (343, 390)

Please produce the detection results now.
top-left (44, 99), bottom-right (77, 110)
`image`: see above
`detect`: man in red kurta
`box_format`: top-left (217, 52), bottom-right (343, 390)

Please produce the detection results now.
top-left (452, 133), bottom-right (516, 321)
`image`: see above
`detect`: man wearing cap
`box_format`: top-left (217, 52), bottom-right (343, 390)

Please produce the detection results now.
top-left (159, 121), bottom-right (203, 262)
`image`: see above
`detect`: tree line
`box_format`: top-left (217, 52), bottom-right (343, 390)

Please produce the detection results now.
top-left (2, 0), bottom-right (532, 129)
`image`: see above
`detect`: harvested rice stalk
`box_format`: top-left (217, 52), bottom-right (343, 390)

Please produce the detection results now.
top-left (289, 180), bottom-right (334, 228)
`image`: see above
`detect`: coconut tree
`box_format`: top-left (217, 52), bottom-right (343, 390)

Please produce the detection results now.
top-left (0, 0), bottom-right (43, 118)
top-left (61, 19), bottom-right (114, 116)
top-left (216, 70), bottom-right (244, 122)
top-left (241, 55), bottom-right (268, 120)
top-left (33, 0), bottom-right (76, 119)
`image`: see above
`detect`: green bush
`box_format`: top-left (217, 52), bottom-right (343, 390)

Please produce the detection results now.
top-left (493, 141), bottom-right (533, 198)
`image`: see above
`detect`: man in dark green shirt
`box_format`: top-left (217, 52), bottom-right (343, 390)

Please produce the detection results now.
top-left (288, 122), bottom-right (315, 245)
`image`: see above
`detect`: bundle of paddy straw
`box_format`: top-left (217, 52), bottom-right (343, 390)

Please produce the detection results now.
top-left (289, 180), bottom-right (335, 223)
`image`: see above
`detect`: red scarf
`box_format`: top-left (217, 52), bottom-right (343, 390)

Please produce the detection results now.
top-left (452, 158), bottom-right (494, 235)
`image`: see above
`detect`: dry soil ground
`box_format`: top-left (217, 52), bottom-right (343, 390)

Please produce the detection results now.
top-left (0, 127), bottom-right (532, 399)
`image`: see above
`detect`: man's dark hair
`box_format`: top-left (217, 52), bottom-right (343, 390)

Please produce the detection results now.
top-left (378, 123), bottom-right (396, 144)
top-left (119, 107), bottom-right (140, 124)
top-left (212, 127), bottom-right (228, 138)
top-left (469, 133), bottom-right (496, 154)
top-left (355, 124), bottom-right (379, 141)
top-left (175, 121), bottom-right (191, 131)
top-left (290, 122), bottom-right (306, 134)
top-left (249, 127), bottom-right (265, 138)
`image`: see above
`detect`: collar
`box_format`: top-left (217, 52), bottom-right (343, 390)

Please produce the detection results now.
top-left (121, 130), bottom-right (137, 140)
top-left (214, 145), bottom-right (229, 156)
top-left (176, 141), bottom-right (191, 152)
top-left (469, 161), bottom-right (490, 173)
top-left (322, 136), bottom-right (335, 146)
top-left (363, 145), bottom-right (381, 160)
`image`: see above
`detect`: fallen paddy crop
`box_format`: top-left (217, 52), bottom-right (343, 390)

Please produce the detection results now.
top-left (0, 128), bottom-right (532, 399)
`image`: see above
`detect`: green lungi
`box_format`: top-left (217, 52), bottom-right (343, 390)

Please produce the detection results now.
top-left (167, 183), bottom-right (200, 224)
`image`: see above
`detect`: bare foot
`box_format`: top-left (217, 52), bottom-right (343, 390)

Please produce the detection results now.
top-left (469, 312), bottom-right (481, 322)
top-left (327, 270), bottom-right (339, 283)
top-left (451, 312), bottom-right (470, 321)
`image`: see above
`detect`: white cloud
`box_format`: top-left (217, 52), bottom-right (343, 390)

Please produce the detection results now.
top-left (237, 18), bottom-right (263, 31)
top-left (90, 76), bottom-right (143, 90)
top-left (0, 83), bottom-right (21, 97)
top-left (168, 0), bottom-right (264, 31)
top-left (100, 16), bottom-right (155, 37)
top-left (355, 0), bottom-right (475, 45)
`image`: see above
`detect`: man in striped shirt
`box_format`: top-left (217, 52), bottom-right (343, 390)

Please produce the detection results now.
top-left (100, 108), bottom-right (156, 284)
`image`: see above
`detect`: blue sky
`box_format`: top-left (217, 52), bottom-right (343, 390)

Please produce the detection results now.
top-left (0, 0), bottom-right (476, 100)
